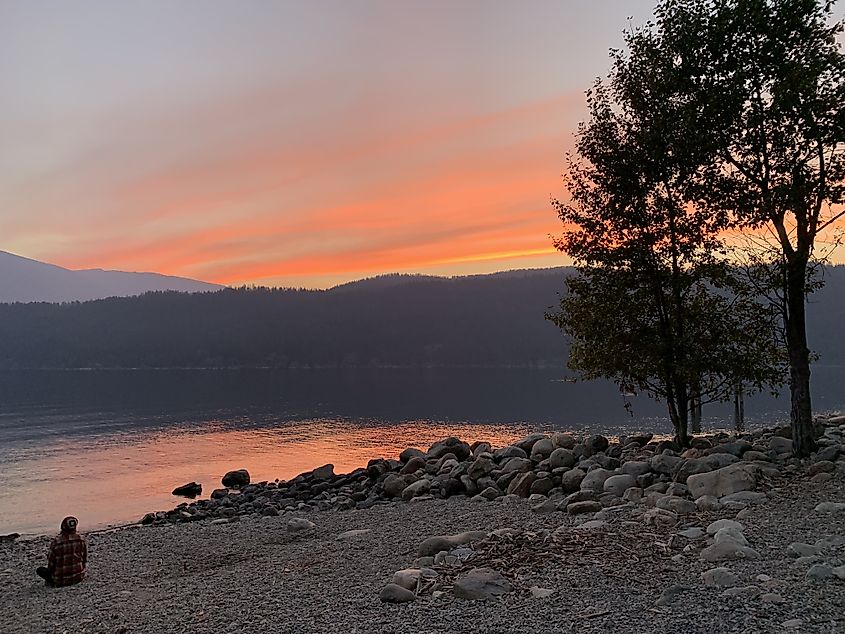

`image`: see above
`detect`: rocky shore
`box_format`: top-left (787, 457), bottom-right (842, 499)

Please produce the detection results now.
top-left (1, 416), bottom-right (844, 633)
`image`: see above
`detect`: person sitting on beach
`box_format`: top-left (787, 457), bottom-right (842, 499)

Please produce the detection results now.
top-left (36, 516), bottom-right (88, 587)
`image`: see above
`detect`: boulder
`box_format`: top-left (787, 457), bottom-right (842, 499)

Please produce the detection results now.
top-left (427, 437), bottom-right (471, 461)
top-left (399, 447), bottom-right (426, 463)
top-left (311, 464), bottom-right (334, 480)
top-left (560, 468), bottom-right (586, 493)
top-left (383, 474), bottom-right (407, 498)
top-left (769, 437), bottom-right (793, 454)
top-left (580, 468), bottom-right (614, 492)
top-left (620, 461), bottom-right (651, 477)
top-left (392, 568), bottom-right (437, 590)
top-left (453, 568), bottom-right (513, 600)
top-left (493, 445), bottom-right (528, 461)
top-left (379, 583), bottom-right (416, 603)
top-left (513, 434), bottom-right (547, 454)
top-left (584, 435), bottom-right (609, 456)
top-left (687, 463), bottom-right (756, 500)
top-left (479, 486), bottom-right (502, 500)
top-left (468, 455), bottom-right (496, 480)
top-left (814, 502), bottom-right (845, 513)
top-left (603, 474), bottom-right (636, 497)
top-left (402, 479), bottom-right (431, 501)
top-left (507, 472), bottom-right (537, 497)
top-left (650, 454), bottom-right (684, 476)
top-left (171, 482), bottom-right (202, 497)
top-left (530, 477), bottom-right (555, 496)
top-left (808, 460), bottom-right (836, 476)
top-left (530, 438), bottom-right (555, 461)
top-left (642, 508), bottom-right (678, 527)
top-left (401, 456), bottom-right (426, 475)
top-left (549, 448), bottom-right (576, 470)
top-left (567, 500), bottom-right (602, 515)
top-left (551, 432), bottom-right (576, 449)
top-left (500, 457), bottom-right (533, 474)
top-left (221, 469), bottom-right (250, 488)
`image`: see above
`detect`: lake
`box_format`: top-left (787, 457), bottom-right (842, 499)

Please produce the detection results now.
top-left (1, 367), bottom-right (843, 535)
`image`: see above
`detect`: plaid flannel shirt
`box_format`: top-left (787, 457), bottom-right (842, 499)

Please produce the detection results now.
top-left (47, 532), bottom-right (87, 586)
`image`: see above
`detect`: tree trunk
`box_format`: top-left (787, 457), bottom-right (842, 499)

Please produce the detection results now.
top-left (785, 258), bottom-right (817, 457)
top-left (667, 382), bottom-right (690, 448)
top-left (691, 391), bottom-right (702, 434)
top-left (733, 382), bottom-right (744, 433)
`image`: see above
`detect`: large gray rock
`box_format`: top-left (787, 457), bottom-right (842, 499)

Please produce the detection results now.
top-left (513, 434), bottom-right (548, 454)
top-left (379, 583), bottom-right (416, 603)
top-left (399, 447), bottom-right (426, 463)
top-left (560, 468), bottom-right (586, 493)
top-left (453, 568), bottom-right (513, 600)
top-left (507, 472), bottom-right (537, 497)
top-left (580, 468), bottom-right (614, 492)
top-left (402, 479), bottom-right (431, 501)
top-left (603, 474), bottom-right (636, 497)
top-left (769, 436), bottom-right (793, 454)
top-left (494, 445), bottom-right (528, 461)
top-left (401, 456), bottom-right (426, 474)
top-left (311, 464), bottom-right (334, 480)
top-left (383, 474), bottom-right (407, 498)
top-left (222, 469), bottom-right (250, 488)
top-left (427, 437), bottom-right (471, 461)
top-left (567, 500), bottom-right (602, 515)
top-left (530, 438), bottom-right (555, 461)
top-left (500, 457), bottom-right (533, 474)
top-left (549, 448), bottom-right (576, 470)
top-left (707, 519), bottom-right (743, 535)
top-left (584, 435), bottom-right (609, 456)
top-left (650, 454), bottom-right (684, 476)
top-left (621, 461), bottom-right (651, 477)
top-left (467, 454), bottom-right (495, 480)
top-left (656, 496), bottom-right (697, 515)
top-left (815, 502), bottom-right (845, 513)
top-left (551, 432), bottom-right (576, 449)
top-left (687, 463), bottom-right (756, 499)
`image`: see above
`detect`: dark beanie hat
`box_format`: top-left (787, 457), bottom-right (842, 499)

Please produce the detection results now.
top-left (60, 516), bottom-right (78, 533)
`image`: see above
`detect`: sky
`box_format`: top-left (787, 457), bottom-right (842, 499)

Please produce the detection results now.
top-left (5, 0), bottom-right (828, 289)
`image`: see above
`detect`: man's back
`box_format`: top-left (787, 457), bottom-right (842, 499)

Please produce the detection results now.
top-left (47, 531), bottom-right (87, 586)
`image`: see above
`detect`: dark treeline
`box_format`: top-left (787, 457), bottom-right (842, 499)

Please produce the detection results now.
top-left (0, 266), bottom-right (842, 370)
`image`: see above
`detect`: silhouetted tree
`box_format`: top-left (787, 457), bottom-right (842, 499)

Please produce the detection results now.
top-left (548, 11), bottom-right (784, 446)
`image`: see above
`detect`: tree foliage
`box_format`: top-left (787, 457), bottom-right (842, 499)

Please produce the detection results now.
top-left (549, 1), bottom-right (787, 445)
top-left (636, 0), bottom-right (845, 456)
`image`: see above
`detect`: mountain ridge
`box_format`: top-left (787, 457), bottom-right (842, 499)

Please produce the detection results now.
top-left (0, 250), bottom-right (223, 303)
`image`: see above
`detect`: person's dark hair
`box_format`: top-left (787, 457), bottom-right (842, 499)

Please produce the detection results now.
top-left (60, 516), bottom-right (78, 534)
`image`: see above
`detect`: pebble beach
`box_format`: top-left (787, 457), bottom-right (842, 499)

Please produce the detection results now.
top-left (2, 420), bottom-right (844, 634)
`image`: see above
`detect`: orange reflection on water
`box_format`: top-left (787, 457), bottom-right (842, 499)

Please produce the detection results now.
top-left (0, 420), bottom-right (538, 536)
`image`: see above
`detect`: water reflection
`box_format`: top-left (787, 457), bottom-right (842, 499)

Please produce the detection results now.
top-left (0, 419), bottom-right (540, 535)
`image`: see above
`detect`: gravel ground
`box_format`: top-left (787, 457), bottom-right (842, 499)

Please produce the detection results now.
top-left (1, 469), bottom-right (843, 634)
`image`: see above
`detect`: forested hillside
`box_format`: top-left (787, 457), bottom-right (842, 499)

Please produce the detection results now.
top-left (0, 266), bottom-right (842, 369)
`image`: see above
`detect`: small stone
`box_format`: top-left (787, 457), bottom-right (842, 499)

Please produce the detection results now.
top-left (833, 565), bottom-right (845, 580)
top-left (529, 586), bottom-right (555, 599)
top-left (567, 501), bottom-right (602, 515)
top-left (786, 542), bottom-right (820, 558)
top-left (379, 583), bottom-right (416, 603)
top-left (655, 584), bottom-right (689, 606)
top-left (781, 619), bottom-right (803, 629)
top-left (706, 519), bottom-right (743, 536)
top-left (701, 567), bottom-right (739, 588)
top-left (756, 574), bottom-right (772, 583)
top-left (286, 518), bottom-right (316, 533)
top-left (336, 529), bottom-right (372, 541)
top-left (695, 495), bottom-right (723, 512)
top-left (713, 527), bottom-right (749, 547)
top-left (760, 593), bottom-right (786, 604)
top-left (574, 519), bottom-right (607, 530)
top-left (677, 527), bottom-right (705, 540)
top-left (720, 491), bottom-right (767, 504)
top-left (814, 502), bottom-right (845, 513)
top-left (700, 542), bottom-right (759, 562)
top-left (807, 460), bottom-right (835, 476)
top-left (720, 585), bottom-right (760, 599)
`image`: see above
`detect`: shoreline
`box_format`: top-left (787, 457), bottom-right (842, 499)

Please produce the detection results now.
top-left (1, 417), bottom-right (843, 633)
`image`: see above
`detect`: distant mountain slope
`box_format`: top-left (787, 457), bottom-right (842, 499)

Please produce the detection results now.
top-left (0, 264), bottom-right (841, 369)
top-left (0, 251), bottom-right (222, 303)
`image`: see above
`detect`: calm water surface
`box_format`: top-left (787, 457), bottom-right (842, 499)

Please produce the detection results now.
top-left (1, 367), bottom-right (842, 535)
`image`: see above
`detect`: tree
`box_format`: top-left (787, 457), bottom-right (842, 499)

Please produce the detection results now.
top-left (548, 12), bottom-right (784, 446)
top-left (642, 0), bottom-right (845, 456)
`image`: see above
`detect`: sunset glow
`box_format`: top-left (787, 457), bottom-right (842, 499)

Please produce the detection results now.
top-left (0, 1), bottom-right (665, 288)
top-left (3, 1), bottom-right (841, 289)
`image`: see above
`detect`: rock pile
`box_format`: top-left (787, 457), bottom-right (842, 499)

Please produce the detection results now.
top-left (141, 416), bottom-right (845, 527)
